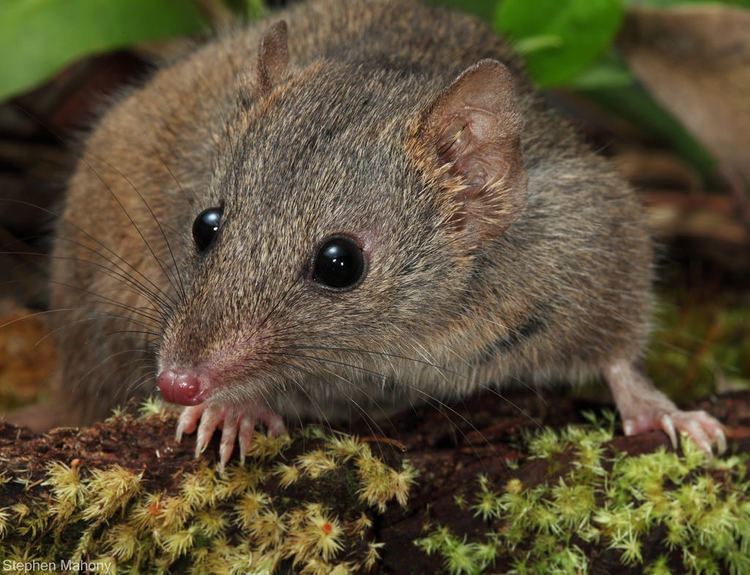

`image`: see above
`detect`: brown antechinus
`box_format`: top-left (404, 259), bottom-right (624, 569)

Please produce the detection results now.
top-left (46, 0), bottom-right (725, 467)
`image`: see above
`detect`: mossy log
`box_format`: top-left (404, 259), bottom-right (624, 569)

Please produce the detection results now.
top-left (1, 390), bottom-right (749, 574)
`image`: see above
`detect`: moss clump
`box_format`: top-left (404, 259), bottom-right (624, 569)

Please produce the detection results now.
top-left (0, 403), bottom-right (417, 574)
top-left (647, 292), bottom-right (750, 400)
top-left (417, 414), bottom-right (750, 575)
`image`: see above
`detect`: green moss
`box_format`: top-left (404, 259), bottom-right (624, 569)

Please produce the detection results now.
top-left (647, 292), bottom-right (750, 400)
top-left (417, 416), bottom-right (750, 575)
top-left (0, 408), bottom-right (416, 574)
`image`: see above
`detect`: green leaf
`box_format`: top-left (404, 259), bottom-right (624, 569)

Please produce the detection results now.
top-left (244, 0), bottom-right (265, 19)
top-left (568, 54), bottom-right (633, 90)
top-left (0, 0), bottom-right (207, 102)
top-left (495, 0), bottom-right (625, 87)
top-left (514, 35), bottom-right (563, 56)
top-left (224, 0), bottom-right (265, 19)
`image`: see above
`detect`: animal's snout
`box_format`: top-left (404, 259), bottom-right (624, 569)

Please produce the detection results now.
top-left (157, 369), bottom-right (208, 406)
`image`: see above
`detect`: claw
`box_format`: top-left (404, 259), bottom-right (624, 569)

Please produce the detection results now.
top-left (219, 412), bottom-right (241, 471)
top-left (659, 414), bottom-right (678, 449)
top-left (176, 405), bottom-right (203, 443)
top-left (175, 403), bottom-right (285, 467)
top-left (686, 420), bottom-right (713, 457)
top-left (623, 409), bottom-right (726, 457)
top-left (623, 420), bottom-right (635, 436)
top-left (195, 428), bottom-right (209, 458)
top-left (606, 361), bottom-right (727, 458)
top-left (264, 412), bottom-right (286, 437)
top-left (195, 405), bottom-right (224, 458)
top-left (715, 427), bottom-right (728, 454)
top-left (674, 410), bottom-right (726, 457)
top-left (238, 416), bottom-right (255, 465)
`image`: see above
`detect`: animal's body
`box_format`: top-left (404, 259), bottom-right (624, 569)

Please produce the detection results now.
top-left (46, 0), bottom-right (724, 465)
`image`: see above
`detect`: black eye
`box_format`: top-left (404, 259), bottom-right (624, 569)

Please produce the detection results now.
top-left (312, 236), bottom-right (366, 290)
top-left (193, 207), bottom-right (222, 252)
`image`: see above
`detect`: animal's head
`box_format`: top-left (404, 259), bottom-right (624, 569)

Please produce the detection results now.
top-left (157, 21), bottom-right (527, 412)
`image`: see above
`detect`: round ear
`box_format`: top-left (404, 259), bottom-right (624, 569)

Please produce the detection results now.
top-left (257, 20), bottom-right (289, 95)
top-left (415, 59), bottom-right (527, 239)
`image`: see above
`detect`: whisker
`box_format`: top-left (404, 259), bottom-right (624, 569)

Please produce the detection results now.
top-left (46, 279), bottom-right (164, 326)
top-left (33, 311), bottom-right (159, 348)
top-left (481, 385), bottom-right (544, 429)
top-left (258, 351), bottom-right (387, 380)
top-left (125, 369), bottom-right (161, 399)
top-left (0, 198), bottom-right (176, 314)
top-left (278, 349), bottom-right (492, 450)
top-left (0, 308), bottom-right (75, 331)
top-left (400, 384), bottom-right (492, 454)
top-left (258, 361), bottom-right (337, 436)
top-left (12, 106), bottom-right (183, 307)
top-left (68, 347), bottom-right (155, 413)
top-left (290, 344), bottom-right (456, 376)
top-left (105, 329), bottom-right (160, 340)
top-left (152, 151), bottom-right (191, 302)
top-left (271, 359), bottom-right (393, 458)
top-left (1, 248), bottom-right (171, 316)
top-left (109, 150), bottom-right (186, 305)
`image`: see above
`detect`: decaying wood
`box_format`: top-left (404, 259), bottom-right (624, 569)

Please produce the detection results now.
top-left (2, 389), bottom-right (749, 573)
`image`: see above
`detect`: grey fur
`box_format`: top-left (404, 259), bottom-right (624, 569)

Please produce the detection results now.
top-left (49, 0), bottom-right (652, 426)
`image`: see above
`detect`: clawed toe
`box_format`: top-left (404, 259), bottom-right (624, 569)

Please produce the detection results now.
top-left (175, 403), bottom-right (286, 469)
top-left (260, 410), bottom-right (286, 437)
top-left (670, 410), bottom-right (727, 456)
top-left (624, 409), bottom-right (726, 457)
top-left (219, 412), bottom-right (242, 470)
top-left (238, 416), bottom-right (255, 465)
top-left (175, 405), bottom-right (203, 443)
top-left (195, 404), bottom-right (225, 458)
top-left (658, 413), bottom-right (678, 448)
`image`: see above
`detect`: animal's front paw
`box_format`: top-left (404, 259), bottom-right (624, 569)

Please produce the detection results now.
top-left (176, 403), bottom-right (286, 469)
top-left (622, 409), bottom-right (727, 456)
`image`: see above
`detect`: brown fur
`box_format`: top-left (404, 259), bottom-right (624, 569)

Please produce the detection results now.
top-left (49, 0), bottom-right (652, 426)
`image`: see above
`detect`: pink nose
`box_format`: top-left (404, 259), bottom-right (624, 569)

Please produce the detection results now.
top-left (157, 369), bottom-right (206, 406)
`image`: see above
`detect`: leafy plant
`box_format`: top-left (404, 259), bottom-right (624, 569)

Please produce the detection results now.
top-left (495, 0), bottom-right (624, 87)
top-left (0, 0), bottom-right (209, 101)
top-left (432, 0), bottom-right (749, 184)
top-left (430, 0), bottom-right (626, 88)
top-left (418, 418), bottom-right (750, 575)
